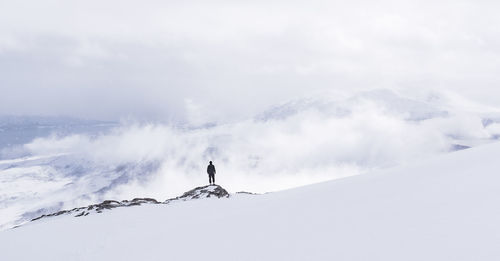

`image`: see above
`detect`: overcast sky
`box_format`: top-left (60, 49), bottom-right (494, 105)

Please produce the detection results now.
top-left (1, 0), bottom-right (499, 122)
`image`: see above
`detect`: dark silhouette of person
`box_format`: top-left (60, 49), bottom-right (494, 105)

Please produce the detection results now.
top-left (207, 161), bottom-right (216, 185)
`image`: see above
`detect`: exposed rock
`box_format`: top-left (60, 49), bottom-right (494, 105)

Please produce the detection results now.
top-left (167, 185), bottom-right (230, 202)
top-left (31, 185), bottom-right (233, 223)
top-left (236, 191), bottom-right (258, 195)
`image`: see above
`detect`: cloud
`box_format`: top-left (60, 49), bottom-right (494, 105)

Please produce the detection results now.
top-left (1, 0), bottom-right (500, 121)
top-left (1, 89), bottom-right (500, 229)
top-left (13, 90), bottom-right (498, 197)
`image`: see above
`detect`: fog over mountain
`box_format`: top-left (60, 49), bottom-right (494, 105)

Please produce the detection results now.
top-left (1, 0), bottom-right (500, 122)
top-left (2, 2), bottom-right (500, 259)
top-left (1, 89), bottom-right (500, 230)
top-left (2, 121), bottom-right (500, 261)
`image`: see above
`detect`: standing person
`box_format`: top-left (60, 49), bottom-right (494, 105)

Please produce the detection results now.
top-left (207, 161), bottom-right (216, 185)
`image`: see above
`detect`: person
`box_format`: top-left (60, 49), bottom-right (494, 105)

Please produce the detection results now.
top-left (207, 161), bottom-right (216, 185)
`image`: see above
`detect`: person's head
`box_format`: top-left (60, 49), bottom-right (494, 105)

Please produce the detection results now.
top-left (209, 161), bottom-right (212, 165)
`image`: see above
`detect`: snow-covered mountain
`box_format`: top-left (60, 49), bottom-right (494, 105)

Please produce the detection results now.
top-left (1, 141), bottom-right (500, 260)
top-left (256, 89), bottom-right (450, 122)
top-left (1, 89), bottom-right (500, 231)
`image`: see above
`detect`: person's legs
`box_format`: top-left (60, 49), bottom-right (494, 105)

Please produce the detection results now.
top-left (208, 175), bottom-right (212, 184)
top-left (212, 174), bottom-right (215, 184)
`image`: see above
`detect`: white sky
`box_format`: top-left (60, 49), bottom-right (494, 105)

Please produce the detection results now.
top-left (0, 0), bottom-right (499, 122)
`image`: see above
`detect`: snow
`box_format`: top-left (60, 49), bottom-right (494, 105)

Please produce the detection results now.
top-left (0, 115), bottom-right (115, 149)
top-left (1, 142), bottom-right (500, 260)
top-left (256, 89), bottom-right (450, 122)
top-left (2, 90), bottom-right (500, 231)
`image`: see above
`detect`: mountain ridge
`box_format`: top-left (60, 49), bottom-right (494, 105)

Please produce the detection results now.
top-left (29, 184), bottom-right (231, 224)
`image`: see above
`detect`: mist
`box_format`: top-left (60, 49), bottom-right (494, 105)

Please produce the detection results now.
top-left (1, 0), bottom-right (500, 121)
top-left (2, 90), bottom-right (498, 205)
top-left (2, 0), bottom-right (500, 230)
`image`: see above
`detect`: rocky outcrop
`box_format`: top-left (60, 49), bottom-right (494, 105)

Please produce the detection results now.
top-left (31, 198), bottom-right (160, 221)
top-left (31, 185), bottom-right (232, 222)
top-left (168, 185), bottom-right (229, 202)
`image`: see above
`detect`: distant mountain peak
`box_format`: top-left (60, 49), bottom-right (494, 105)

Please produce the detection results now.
top-left (255, 88), bottom-right (449, 122)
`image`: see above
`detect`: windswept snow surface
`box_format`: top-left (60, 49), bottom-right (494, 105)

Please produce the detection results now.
top-left (1, 142), bottom-right (500, 260)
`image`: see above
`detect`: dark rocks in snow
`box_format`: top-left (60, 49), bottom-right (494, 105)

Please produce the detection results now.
top-left (167, 185), bottom-right (230, 202)
top-left (31, 209), bottom-right (71, 221)
top-left (75, 211), bottom-right (85, 217)
top-left (236, 191), bottom-right (258, 195)
top-left (122, 198), bottom-right (159, 206)
top-left (31, 185), bottom-right (232, 223)
top-left (21, 202), bottom-right (65, 222)
top-left (31, 197), bottom-right (163, 221)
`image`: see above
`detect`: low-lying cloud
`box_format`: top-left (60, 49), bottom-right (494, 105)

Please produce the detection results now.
top-left (1, 90), bottom-right (500, 229)
top-left (13, 91), bottom-right (500, 194)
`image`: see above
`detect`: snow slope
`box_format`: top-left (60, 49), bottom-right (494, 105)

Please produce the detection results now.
top-left (1, 142), bottom-right (500, 260)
